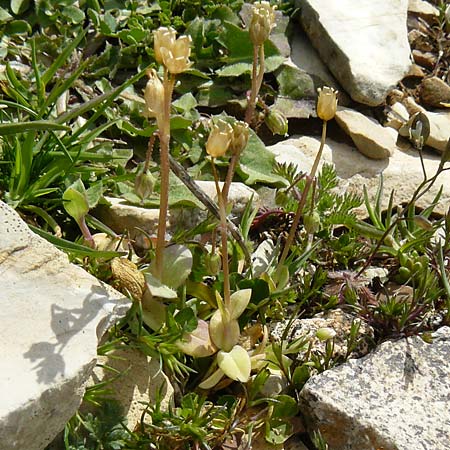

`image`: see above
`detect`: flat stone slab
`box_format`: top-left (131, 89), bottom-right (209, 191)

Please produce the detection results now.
top-left (0, 201), bottom-right (130, 450)
top-left (335, 108), bottom-right (396, 159)
top-left (299, 327), bottom-right (450, 449)
top-left (298, 0), bottom-right (411, 106)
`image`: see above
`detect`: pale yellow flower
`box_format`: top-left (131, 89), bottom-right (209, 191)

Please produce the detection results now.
top-left (317, 86), bottom-right (338, 121)
top-left (230, 121), bottom-right (249, 154)
top-left (206, 120), bottom-right (233, 158)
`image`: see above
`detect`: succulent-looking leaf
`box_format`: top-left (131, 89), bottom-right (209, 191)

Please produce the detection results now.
top-left (209, 309), bottom-right (240, 352)
top-left (141, 292), bottom-right (167, 331)
top-left (62, 185), bottom-right (89, 224)
top-left (228, 289), bottom-right (252, 319)
top-left (177, 319), bottom-right (217, 358)
top-left (217, 346), bottom-right (251, 382)
top-left (198, 367), bottom-right (224, 389)
top-left (143, 272), bottom-right (177, 299)
top-left (149, 244), bottom-right (193, 289)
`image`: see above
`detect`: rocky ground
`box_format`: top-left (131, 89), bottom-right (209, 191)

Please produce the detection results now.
top-left (1, 1), bottom-right (449, 449)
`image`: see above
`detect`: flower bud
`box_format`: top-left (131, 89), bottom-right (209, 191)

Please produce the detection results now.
top-left (317, 86), bottom-right (338, 121)
top-left (205, 252), bottom-right (222, 276)
top-left (143, 69), bottom-right (164, 122)
top-left (316, 327), bottom-right (336, 342)
top-left (230, 121), bottom-right (249, 155)
top-left (265, 109), bottom-right (288, 136)
top-left (303, 211), bottom-right (321, 234)
top-left (249, 1), bottom-right (276, 46)
top-left (134, 165), bottom-right (155, 201)
top-left (206, 119), bottom-right (233, 158)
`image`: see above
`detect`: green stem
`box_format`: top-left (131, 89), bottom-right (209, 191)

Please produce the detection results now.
top-left (155, 70), bottom-right (175, 280)
top-left (211, 160), bottom-right (231, 309)
top-left (275, 120), bottom-right (328, 280)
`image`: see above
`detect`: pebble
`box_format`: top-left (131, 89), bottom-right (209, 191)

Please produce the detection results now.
top-left (420, 76), bottom-right (450, 108)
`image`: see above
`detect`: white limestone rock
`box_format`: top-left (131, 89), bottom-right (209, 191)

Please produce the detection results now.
top-left (0, 201), bottom-right (130, 450)
top-left (267, 135), bottom-right (450, 216)
top-left (297, 0), bottom-right (412, 106)
top-left (299, 327), bottom-right (450, 449)
top-left (335, 108), bottom-right (397, 159)
top-left (384, 102), bottom-right (410, 130)
top-left (408, 0), bottom-right (440, 18)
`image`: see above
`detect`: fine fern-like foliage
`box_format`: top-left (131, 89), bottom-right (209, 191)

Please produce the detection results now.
top-left (273, 162), bottom-right (362, 229)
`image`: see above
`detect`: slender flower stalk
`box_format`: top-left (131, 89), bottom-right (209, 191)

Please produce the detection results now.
top-left (206, 120), bottom-right (234, 306)
top-left (245, 1), bottom-right (276, 126)
top-left (145, 26), bottom-right (192, 280)
top-left (223, 121), bottom-right (249, 200)
top-left (275, 87), bottom-right (338, 280)
top-left (154, 69), bottom-right (176, 280)
top-left (245, 44), bottom-right (265, 125)
top-left (212, 161), bottom-right (232, 308)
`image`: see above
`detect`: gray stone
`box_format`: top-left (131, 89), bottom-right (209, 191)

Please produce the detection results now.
top-left (335, 108), bottom-right (396, 159)
top-left (0, 201), bottom-right (130, 450)
top-left (297, 0), bottom-right (411, 106)
top-left (290, 30), bottom-right (341, 94)
top-left (299, 327), bottom-right (450, 450)
top-left (420, 76), bottom-right (450, 108)
top-left (267, 135), bottom-right (450, 216)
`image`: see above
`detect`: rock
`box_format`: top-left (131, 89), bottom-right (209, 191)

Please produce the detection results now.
top-left (270, 309), bottom-right (374, 360)
top-left (267, 135), bottom-right (450, 216)
top-left (408, 0), bottom-right (440, 18)
top-left (412, 49), bottom-right (437, 69)
top-left (297, 0), bottom-right (411, 106)
top-left (335, 108), bottom-right (396, 159)
top-left (299, 327), bottom-right (450, 449)
top-left (420, 76), bottom-right (450, 108)
top-left (289, 31), bottom-right (346, 101)
top-left (95, 182), bottom-right (259, 246)
top-left (384, 102), bottom-right (410, 130)
top-left (0, 201), bottom-right (130, 450)
top-left (83, 347), bottom-right (174, 428)
top-left (405, 63), bottom-right (426, 78)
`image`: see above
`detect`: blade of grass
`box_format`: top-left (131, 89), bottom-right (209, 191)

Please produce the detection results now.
top-left (41, 60), bottom-right (90, 116)
top-left (0, 121), bottom-right (69, 135)
top-left (31, 39), bottom-right (45, 111)
top-left (29, 224), bottom-right (126, 258)
top-left (41, 28), bottom-right (87, 86)
top-left (0, 99), bottom-right (38, 117)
